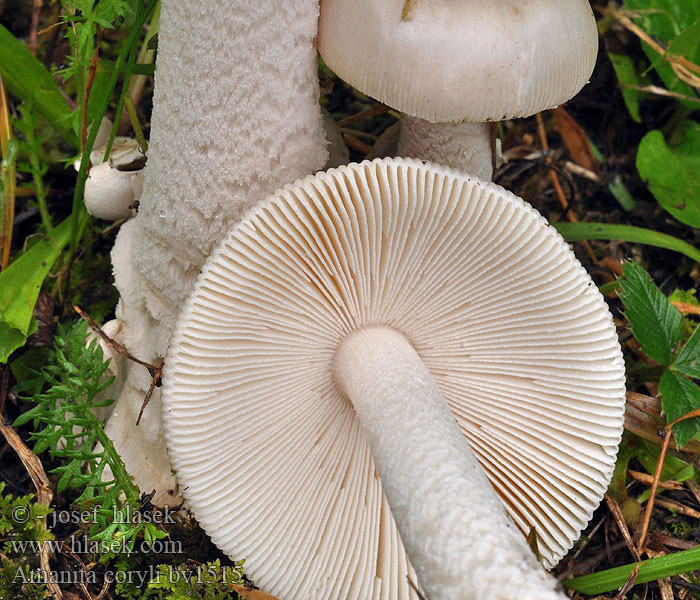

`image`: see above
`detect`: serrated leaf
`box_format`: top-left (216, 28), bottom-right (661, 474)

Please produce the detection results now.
top-left (673, 324), bottom-right (700, 379)
top-left (637, 122), bottom-right (700, 228)
top-left (618, 262), bottom-right (683, 365)
top-left (56, 461), bottom-right (82, 493)
top-left (659, 370), bottom-right (700, 446)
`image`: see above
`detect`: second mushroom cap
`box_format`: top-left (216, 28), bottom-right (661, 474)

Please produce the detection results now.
top-left (318, 0), bottom-right (599, 123)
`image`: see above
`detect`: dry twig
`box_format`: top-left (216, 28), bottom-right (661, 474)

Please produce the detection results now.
top-left (72, 304), bottom-right (162, 426)
top-left (0, 418), bottom-right (61, 599)
top-left (637, 407), bottom-right (700, 553)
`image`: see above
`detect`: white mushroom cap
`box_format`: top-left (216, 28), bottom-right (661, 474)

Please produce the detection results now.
top-left (318, 0), bottom-right (598, 122)
top-left (84, 162), bottom-right (138, 220)
top-left (84, 137), bottom-right (145, 220)
top-left (163, 158), bottom-right (625, 598)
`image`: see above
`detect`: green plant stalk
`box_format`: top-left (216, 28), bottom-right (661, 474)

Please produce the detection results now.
top-left (124, 93), bottom-right (148, 153)
top-left (103, 0), bottom-right (146, 161)
top-left (564, 545), bottom-right (700, 594)
top-left (0, 145), bottom-right (16, 272)
top-left (553, 222), bottom-right (700, 263)
top-left (98, 61), bottom-right (155, 76)
top-left (70, 0), bottom-right (158, 259)
top-left (17, 104), bottom-right (53, 231)
top-left (0, 75), bottom-right (15, 271)
top-left (28, 153), bottom-right (52, 231)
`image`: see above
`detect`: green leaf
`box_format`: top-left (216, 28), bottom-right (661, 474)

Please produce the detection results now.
top-left (0, 218), bottom-right (73, 362)
top-left (552, 222), bottom-right (700, 263)
top-left (659, 370), bottom-right (700, 446)
top-left (623, 0), bottom-right (700, 42)
top-left (634, 438), bottom-right (695, 483)
top-left (0, 25), bottom-right (78, 147)
top-left (622, 1), bottom-right (700, 106)
top-left (565, 545), bottom-right (700, 594)
top-left (637, 122), bottom-right (700, 228)
top-left (668, 18), bottom-right (700, 68)
top-left (608, 52), bottom-right (644, 123)
top-left (673, 324), bottom-right (700, 379)
top-left (618, 262), bottom-right (683, 365)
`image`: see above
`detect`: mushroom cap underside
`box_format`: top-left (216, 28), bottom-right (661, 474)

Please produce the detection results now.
top-left (163, 157), bottom-right (625, 600)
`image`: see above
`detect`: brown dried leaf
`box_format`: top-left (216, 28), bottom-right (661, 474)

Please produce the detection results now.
top-left (26, 291), bottom-right (54, 347)
top-left (672, 302), bottom-right (700, 316)
top-left (553, 106), bottom-right (597, 172)
top-left (654, 498), bottom-right (700, 519)
top-left (625, 392), bottom-right (700, 453)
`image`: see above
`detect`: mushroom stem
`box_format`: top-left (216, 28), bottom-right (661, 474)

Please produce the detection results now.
top-left (334, 326), bottom-right (565, 600)
top-left (397, 115), bottom-right (495, 180)
top-left (104, 0), bottom-right (328, 504)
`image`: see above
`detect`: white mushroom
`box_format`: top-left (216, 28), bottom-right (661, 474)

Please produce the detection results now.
top-left (84, 163), bottom-right (139, 221)
top-left (84, 137), bottom-right (145, 220)
top-left (318, 0), bottom-right (598, 179)
top-left (103, 0), bottom-right (328, 505)
top-left (163, 158), bottom-right (625, 599)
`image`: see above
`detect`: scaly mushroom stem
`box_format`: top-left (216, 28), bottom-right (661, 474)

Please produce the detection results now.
top-left (334, 326), bottom-right (565, 600)
top-left (397, 115), bottom-right (495, 180)
top-left (105, 0), bottom-right (328, 504)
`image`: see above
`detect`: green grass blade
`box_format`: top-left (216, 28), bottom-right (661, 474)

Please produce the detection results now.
top-left (97, 60), bottom-right (155, 77)
top-left (0, 25), bottom-right (78, 147)
top-left (564, 545), bottom-right (700, 594)
top-left (553, 222), bottom-right (700, 263)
